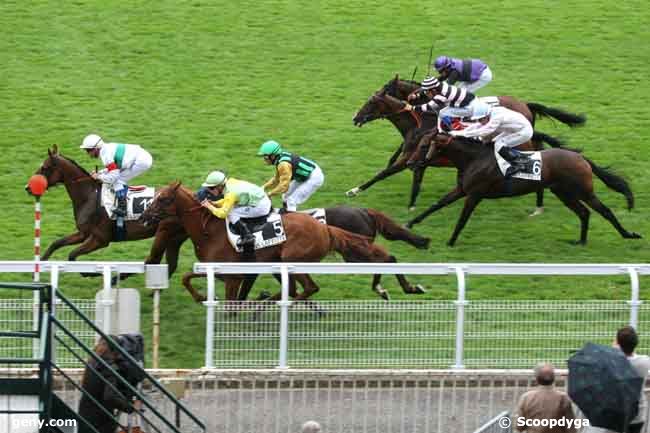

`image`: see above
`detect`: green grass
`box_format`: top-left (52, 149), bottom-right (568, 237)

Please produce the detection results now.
top-left (1, 0), bottom-right (650, 367)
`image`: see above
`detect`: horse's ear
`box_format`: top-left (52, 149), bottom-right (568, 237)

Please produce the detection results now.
top-left (47, 147), bottom-right (52, 157)
top-left (394, 73), bottom-right (400, 81)
top-left (52, 144), bottom-right (59, 154)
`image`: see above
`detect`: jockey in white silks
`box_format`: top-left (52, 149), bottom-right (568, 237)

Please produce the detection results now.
top-left (80, 134), bottom-right (153, 216)
top-left (450, 104), bottom-right (534, 178)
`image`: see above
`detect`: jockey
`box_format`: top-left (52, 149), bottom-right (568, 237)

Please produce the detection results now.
top-left (450, 103), bottom-right (533, 178)
top-left (257, 140), bottom-right (324, 212)
top-left (404, 76), bottom-right (480, 131)
top-left (433, 56), bottom-right (493, 93)
top-left (80, 134), bottom-right (153, 217)
top-left (199, 170), bottom-right (271, 249)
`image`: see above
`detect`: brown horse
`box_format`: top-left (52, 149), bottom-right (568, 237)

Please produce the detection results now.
top-left (26, 145), bottom-right (188, 278)
top-left (410, 131), bottom-right (641, 246)
top-left (350, 76), bottom-right (585, 212)
top-left (140, 182), bottom-right (405, 303)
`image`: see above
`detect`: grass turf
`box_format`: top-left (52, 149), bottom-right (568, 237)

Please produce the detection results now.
top-left (1, 0), bottom-right (649, 367)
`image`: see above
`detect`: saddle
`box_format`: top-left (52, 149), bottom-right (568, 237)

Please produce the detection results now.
top-left (225, 212), bottom-right (286, 252)
top-left (101, 184), bottom-right (155, 220)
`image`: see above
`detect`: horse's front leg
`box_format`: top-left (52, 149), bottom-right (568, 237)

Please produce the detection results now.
top-left (386, 142), bottom-right (404, 168)
top-left (447, 195), bottom-right (482, 247)
top-left (408, 166), bottom-right (426, 211)
top-left (346, 153), bottom-right (411, 197)
top-left (406, 185), bottom-right (466, 228)
top-left (67, 235), bottom-right (110, 277)
top-left (181, 272), bottom-right (207, 303)
top-left (41, 231), bottom-right (87, 260)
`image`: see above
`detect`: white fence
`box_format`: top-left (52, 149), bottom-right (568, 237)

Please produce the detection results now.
top-left (194, 263), bottom-right (650, 369)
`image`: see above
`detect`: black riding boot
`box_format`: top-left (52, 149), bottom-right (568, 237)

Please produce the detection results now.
top-left (235, 220), bottom-right (255, 250)
top-left (114, 195), bottom-right (127, 217)
top-left (498, 147), bottom-right (526, 179)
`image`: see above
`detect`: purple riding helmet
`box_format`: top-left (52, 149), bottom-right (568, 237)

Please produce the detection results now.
top-left (434, 56), bottom-right (452, 71)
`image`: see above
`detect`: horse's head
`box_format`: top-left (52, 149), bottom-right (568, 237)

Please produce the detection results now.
top-left (27, 145), bottom-right (65, 195)
top-left (353, 87), bottom-right (409, 127)
top-left (353, 75), bottom-right (420, 127)
top-left (140, 182), bottom-right (185, 226)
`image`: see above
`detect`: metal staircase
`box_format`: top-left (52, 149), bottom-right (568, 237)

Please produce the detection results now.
top-left (0, 282), bottom-right (205, 433)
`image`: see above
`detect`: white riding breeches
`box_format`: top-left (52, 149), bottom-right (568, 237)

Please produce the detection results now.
top-left (283, 166), bottom-right (324, 211)
top-left (492, 124), bottom-right (534, 162)
top-left (227, 195), bottom-right (272, 224)
top-left (113, 152), bottom-right (153, 191)
top-left (456, 67), bottom-right (493, 93)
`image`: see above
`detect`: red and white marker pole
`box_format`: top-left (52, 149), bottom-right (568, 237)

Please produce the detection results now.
top-left (27, 174), bottom-right (47, 357)
top-left (28, 174), bottom-right (48, 282)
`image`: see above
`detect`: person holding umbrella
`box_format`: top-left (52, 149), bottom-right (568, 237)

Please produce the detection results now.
top-left (613, 326), bottom-right (650, 433)
top-left (569, 341), bottom-right (645, 433)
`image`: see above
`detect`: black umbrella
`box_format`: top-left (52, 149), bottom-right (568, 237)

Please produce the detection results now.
top-left (568, 342), bottom-right (643, 433)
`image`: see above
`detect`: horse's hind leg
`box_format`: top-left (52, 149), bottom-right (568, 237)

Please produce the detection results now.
top-left (68, 235), bottom-right (110, 277)
top-left (408, 166), bottom-right (426, 211)
top-left (293, 274), bottom-right (326, 316)
top-left (583, 195), bottom-right (642, 239)
top-left (530, 190), bottom-right (545, 217)
top-left (551, 187), bottom-right (590, 244)
top-left (447, 195), bottom-right (482, 246)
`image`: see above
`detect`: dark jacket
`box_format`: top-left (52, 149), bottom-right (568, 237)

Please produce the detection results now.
top-left (77, 356), bottom-right (134, 433)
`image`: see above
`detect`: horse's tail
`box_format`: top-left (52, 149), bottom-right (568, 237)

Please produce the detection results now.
top-left (365, 208), bottom-right (430, 249)
top-left (585, 158), bottom-right (635, 210)
top-left (527, 102), bottom-right (586, 128)
top-left (327, 226), bottom-right (389, 262)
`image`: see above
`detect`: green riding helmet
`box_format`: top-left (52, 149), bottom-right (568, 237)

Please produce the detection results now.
top-left (257, 140), bottom-right (283, 157)
top-left (202, 170), bottom-right (227, 187)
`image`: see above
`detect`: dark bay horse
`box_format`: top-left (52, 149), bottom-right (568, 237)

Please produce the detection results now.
top-left (411, 132), bottom-right (641, 246)
top-left (350, 76), bottom-right (586, 213)
top-left (140, 183), bottom-right (412, 303)
top-left (27, 146), bottom-right (188, 277)
top-left (231, 205), bottom-right (431, 301)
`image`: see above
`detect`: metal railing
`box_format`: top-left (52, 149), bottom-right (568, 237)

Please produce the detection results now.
top-left (0, 279), bottom-right (206, 433)
top-left (194, 262), bottom-right (650, 369)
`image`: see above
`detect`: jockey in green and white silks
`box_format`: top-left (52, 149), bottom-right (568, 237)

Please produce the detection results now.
top-left (80, 134), bottom-right (153, 216)
top-left (257, 140), bottom-right (324, 211)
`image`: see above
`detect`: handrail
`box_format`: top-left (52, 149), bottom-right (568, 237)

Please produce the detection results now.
top-left (54, 334), bottom-right (165, 433)
top-left (55, 291), bottom-right (205, 431)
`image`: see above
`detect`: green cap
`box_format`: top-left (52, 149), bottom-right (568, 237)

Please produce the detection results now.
top-left (257, 140), bottom-right (282, 156)
top-left (202, 170), bottom-right (227, 187)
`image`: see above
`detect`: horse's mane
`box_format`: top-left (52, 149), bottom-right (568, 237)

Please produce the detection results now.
top-left (383, 78), bottom-right (420, 97)
top-left (57, 154), bottom-right (92, 176)
top-left (449, 136), bottom-right (493, 158)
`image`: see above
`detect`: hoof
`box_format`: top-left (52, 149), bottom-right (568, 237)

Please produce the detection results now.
top-left (626, 232), bottom-right (642, 239)
top-left (446, 240), bottom-right (456, 247)
top-left (195, 294), bottom-right (207, 303)
top-left (403, 222), bottom-right (414, 229)
top-left (373, 285), bottom-right (390, 301)
top-left (529, 207), bottom-right (544, 217)
top-left (413, 284), bottom-right (426, 294)
top-left (346, 187), bottom-right (361, 197)
top-left (408, 206), bottom-right (416, 212)
top-left (567, 239), bottom-right (586, 246)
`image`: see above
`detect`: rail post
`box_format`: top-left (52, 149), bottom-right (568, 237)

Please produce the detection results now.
top-left (100, 264), bottom-right (113, 334)
top-left (626, 266), bottom-right (641, 328)
top-left (146, 264), bottom-right (168, 369)
top-left (277, 264), bottom-right (292, 369)
top-left (452, 266), bottom-right (467, 369)
top-left (203, 266), bottom-right (217, 368)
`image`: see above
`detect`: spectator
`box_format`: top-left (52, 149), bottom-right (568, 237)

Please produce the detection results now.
top-left (301, 420), bottom-right (322, 433)
top-left (516, 363), bottom-right (577, 433)
top-left (78, 336), bottom-right (139, 433)
top-left (615, 326), bottom-right (650, 433)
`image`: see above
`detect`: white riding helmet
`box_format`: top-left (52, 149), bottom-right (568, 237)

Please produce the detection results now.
top-left (470, 102), bottom-right (492, 120)
top-left (202, 170), bottom-right (227, 187)
top-left (80, 134), bottom-right (104, 149)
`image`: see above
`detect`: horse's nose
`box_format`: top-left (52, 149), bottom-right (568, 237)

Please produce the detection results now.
top-left (25, 184), bottom-right (32, 195)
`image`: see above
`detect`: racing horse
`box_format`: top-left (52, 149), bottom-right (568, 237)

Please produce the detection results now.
top-left (409, 131), bottom-right (641, 246)
top-left (140, 182), bottom-right (417, 303)
top-left (27, 145), bottom-right (188, 278)
top-left (349, 76), bottom-right (586, 213)
top-left (227, 205), bottom-right (431, 302)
